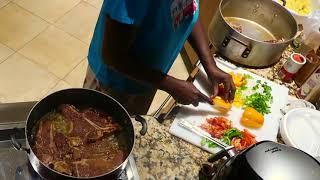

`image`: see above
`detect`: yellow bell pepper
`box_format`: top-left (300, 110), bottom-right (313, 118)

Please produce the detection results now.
top-left (230, 72), bottom-right (246, 87)
top-left (212, 96), bottom-right (232, 112)
top-left (241, 107), bottom-right (264, 128)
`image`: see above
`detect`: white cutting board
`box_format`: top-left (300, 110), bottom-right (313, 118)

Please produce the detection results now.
top-left (169, 59), bottom-right (289, 154)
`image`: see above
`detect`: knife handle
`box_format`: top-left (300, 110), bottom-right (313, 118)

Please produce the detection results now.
top-left (208, 149), bottom-right (229, 163)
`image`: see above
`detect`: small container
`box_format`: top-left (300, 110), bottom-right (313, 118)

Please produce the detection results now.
top-left (281, 99), bottom-right (316, 115)
top-left (278, 53), bottom-right (307, 82)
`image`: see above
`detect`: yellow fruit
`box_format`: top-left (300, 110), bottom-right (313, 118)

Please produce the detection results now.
top-left (233, 93), bottom-right (244, 107)
top-left (212, 96), bottom-right (232, 112)
top-left (241, 107), bottom-right (264, 128)
top-left (230, 72), bottom-right (245, 87)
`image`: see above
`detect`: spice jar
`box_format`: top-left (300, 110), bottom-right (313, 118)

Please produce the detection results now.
top-left (278, 53), bottom-right (306, 83)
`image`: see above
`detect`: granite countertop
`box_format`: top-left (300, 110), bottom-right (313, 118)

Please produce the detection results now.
top-left (132, 48), bottom-right (298, 179)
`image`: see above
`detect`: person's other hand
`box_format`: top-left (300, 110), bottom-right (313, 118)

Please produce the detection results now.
top-left (168, 79), bottom-right (212, 107)
top-left (207, 67), bottom-right (236, 102)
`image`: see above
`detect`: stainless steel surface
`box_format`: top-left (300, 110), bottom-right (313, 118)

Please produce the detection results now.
top-left (209, 0), bottom-right (297, 67)
top-left (0, 102), bottom-right (36, 130)
top-left (0, 101), bottom-right (140, 180)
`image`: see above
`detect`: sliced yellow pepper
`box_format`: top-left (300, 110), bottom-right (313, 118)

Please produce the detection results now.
top-left (212, 96), bottom-right (232, 112)
top-left (241, 107), bottom-right (264, 128)
top-left (230, 72), bottom-right (246, 87)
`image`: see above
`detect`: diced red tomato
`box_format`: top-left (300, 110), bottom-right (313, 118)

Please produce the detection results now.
top-left (200, 117), bottom-right (231, 138)
top-left (200, 116), bottom-right (257, 151)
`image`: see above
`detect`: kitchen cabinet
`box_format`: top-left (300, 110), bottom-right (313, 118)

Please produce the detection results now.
top-left (181, 0), bottom-right (220, 73)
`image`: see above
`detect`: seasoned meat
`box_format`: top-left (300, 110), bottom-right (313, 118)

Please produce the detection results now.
top-left (230, 22), bottom-right (242, 33)
top-left (53, 161), bottom-right (72, 176)
top-left (72, 151), bottom-right (124, 177)
top-left (33, 104), bottom-right (127, 177)
top-left (34, 119), bottom-right (57, 165)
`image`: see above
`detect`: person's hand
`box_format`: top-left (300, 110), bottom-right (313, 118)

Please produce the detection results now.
top-left (207, 66), bottom-right (236, 102)
top-left (166, 79), bottom-right (212, 107)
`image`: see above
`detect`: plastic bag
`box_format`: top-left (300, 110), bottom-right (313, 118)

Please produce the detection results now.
top-left (302, 10), bottom-right (320, 51)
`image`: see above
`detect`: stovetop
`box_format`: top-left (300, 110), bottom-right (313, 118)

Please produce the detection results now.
top-left (0, 102), bottom-right (139, 180)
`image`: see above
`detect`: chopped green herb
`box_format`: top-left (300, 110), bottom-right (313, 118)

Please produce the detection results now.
top-left (243, 74), bottom-right (253, 80)
top-left (222, 128), bottom-right (243, 145)
top-left (201, 128), bottom-right (243, 148)
top-left (224, 128), bottom-right (243, 139)
top-left (222, 136), bottom-right (231, 145)
top-left (201, 138), bottom-right (218, 148)
top-left (244, 81), bottom-right (273, 115)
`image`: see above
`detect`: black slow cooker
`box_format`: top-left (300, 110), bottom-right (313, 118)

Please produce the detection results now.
top-left (201, 141), bottom-right (320, 180)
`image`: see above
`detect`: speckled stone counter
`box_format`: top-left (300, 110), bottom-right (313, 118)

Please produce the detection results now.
top-left (132, 48), bottom-right (298, 179)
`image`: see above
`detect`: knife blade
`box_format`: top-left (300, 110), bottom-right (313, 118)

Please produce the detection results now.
top-left (178, 119), bottom-right (233, 150)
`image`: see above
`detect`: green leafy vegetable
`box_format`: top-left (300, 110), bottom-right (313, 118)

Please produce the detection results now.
top-left (222, 128), bottom-right (243, 145)
top-left (224, 128), bottom-right (243, 139)
top-left (201, 138), bottom-right (218, 148)
top-left (244, 80), bottom-right (273, 115)
top-left (200, 128), bottom-right (243, 148)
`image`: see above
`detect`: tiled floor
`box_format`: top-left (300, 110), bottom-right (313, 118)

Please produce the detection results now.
top-left (0, 0), bottom-right (189, 114)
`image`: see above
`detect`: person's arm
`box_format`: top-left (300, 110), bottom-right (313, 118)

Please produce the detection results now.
top-left (102, 16), bottom-right (211, 106)
top-left (188, 19), bottom-right (235, 101)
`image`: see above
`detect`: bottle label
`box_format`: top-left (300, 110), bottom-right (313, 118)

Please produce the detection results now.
top-left (300, 69), bottom-right (320, 97)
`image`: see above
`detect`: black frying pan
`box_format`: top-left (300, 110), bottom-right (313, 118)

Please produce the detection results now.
top-left (11, 88), bottom-right (147, 179)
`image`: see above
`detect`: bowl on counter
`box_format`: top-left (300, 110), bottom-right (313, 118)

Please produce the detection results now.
top-left (280, 108), bottom-right (320, 159)
top-left (273, 0), bottom-right (320, 25)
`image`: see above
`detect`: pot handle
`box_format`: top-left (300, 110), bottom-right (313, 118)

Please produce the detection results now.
top-left (134, 115), bottom-right (148, 136)
top-left (222, 36), bottom-right (251, 58)
top-left (10, 128), bottom-right (30, 153)
top-left (280, 0), bottom-right (286, 6)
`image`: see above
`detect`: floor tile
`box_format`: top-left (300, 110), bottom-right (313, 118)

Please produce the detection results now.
top-left (19, 26), bottom-right (88, 79)
top-left (0, 53), bottom-right (58, 103)
top-left (84, 0), bottom-right (103, 9)
top-left (0, 0), bottom-right (10, 8)
top-left (55, 2), bottom-right (99, 44)
top-left (14, 0), bottom-right (81, 23)
top-left (45, 80), bottom-right (72, 96)
top-left (64, 59), bottom-right (88, 88)
top-left (0, 3), bottom-right (48, 50)
top-left (0, 43), bottom-right (14, 63)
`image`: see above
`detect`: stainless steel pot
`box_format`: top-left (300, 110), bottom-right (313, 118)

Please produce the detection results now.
top-left (209, 0), bottom-right (298, 68)
top-left (10, 88), bottom-right (147, 179)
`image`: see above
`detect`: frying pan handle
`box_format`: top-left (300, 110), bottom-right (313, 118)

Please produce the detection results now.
top-left (10, 128), bottom-right (30, 153)
top-left (134, 115), bottom-right (148, 136)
